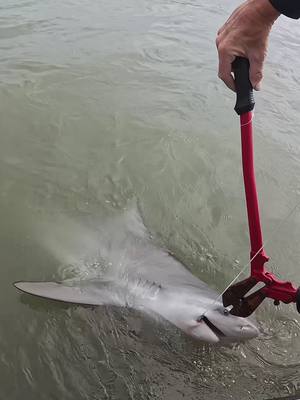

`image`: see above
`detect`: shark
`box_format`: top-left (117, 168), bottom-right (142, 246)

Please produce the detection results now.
top-left (14, 209), bottom-right (259, 344)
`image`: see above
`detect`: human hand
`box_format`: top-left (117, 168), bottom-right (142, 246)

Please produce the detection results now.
top-left (216, 0), bottom-right (280, 91)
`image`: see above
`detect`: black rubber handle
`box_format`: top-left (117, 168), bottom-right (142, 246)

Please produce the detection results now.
top-left (232, 57), bottom-right (255, 115)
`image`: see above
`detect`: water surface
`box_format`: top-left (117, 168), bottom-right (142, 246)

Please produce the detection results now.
top-left (1, 0), bottom-right (300, 399)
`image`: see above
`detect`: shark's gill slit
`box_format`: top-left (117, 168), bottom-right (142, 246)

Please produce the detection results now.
top-left (201, 316), bottom-right (226, 337)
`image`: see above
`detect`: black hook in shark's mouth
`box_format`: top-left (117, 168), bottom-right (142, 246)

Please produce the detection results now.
top-left (201, 316), bottom-right (226, 338)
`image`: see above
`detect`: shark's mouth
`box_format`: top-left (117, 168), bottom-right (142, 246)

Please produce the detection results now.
top-left (202, 316), bottom-right (226, 338)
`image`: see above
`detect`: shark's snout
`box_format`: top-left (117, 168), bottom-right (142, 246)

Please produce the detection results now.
top-left (239, 321), bottom-right (260, 339)
top-left (185, 305), bottom-right (259, 344)
top-left (212, 312), bottom-right (259, 342)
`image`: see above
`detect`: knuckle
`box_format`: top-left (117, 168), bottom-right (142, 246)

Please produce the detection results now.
top-left (251, 55), bottom-right (263, 64)
top-left (257, 70), bottom-right (263, 79)
top-left (251, 70), bottom-right (263, 80)
top-left (249, 50), bottom-right (265, 64)
top-left (217, 44), bottom-right (227, 56)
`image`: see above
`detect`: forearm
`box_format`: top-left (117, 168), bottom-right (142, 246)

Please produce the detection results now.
top-left (269, 0), bottom-right (300, 19)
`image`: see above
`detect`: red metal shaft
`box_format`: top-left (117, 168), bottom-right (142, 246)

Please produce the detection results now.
top-left (227, 58), bottom-right (299, 311)
top-left (240, 112), bottom-right (269, 276)
top-left (240, 112), bottom-right (298, 303)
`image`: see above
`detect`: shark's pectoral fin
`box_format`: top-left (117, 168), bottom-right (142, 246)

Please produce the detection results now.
top-left (14, 280), bottom-right (120, 307)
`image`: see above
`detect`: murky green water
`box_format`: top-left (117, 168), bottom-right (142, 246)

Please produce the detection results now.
top-left (1, 0), bottom-right (300, 399)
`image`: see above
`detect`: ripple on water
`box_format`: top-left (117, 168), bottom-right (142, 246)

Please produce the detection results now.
top-left (1, 0), bottom-right (300, 399)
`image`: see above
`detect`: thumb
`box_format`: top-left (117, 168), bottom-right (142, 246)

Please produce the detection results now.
top-left (248, 53), bottom-right (265, 91)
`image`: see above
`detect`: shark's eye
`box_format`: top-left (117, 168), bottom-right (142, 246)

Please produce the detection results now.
top-left (223, 308), bottom-right (230, 316)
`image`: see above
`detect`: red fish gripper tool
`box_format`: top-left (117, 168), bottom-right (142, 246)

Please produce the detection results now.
top-left (222, 57), bottom-right (300, 317)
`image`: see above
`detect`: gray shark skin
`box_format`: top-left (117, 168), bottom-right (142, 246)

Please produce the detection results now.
top-left (14, 209), bottom-right (259, 344)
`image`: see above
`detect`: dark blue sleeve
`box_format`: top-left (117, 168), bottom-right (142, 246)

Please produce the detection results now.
top-left (269, 0), bottom-right (300, 19)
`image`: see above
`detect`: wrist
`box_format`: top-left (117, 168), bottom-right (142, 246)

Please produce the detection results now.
top-left (253, 0), bottom-right (280, 24)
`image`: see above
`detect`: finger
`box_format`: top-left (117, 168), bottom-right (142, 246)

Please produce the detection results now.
top-left (248, 53), bottom-right (265, 91)
top-left (218, 52), bottom-right (236, 91)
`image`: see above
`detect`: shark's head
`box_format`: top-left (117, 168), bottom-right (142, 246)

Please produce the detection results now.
top-left (186, 304), bottom-right (259, 344)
